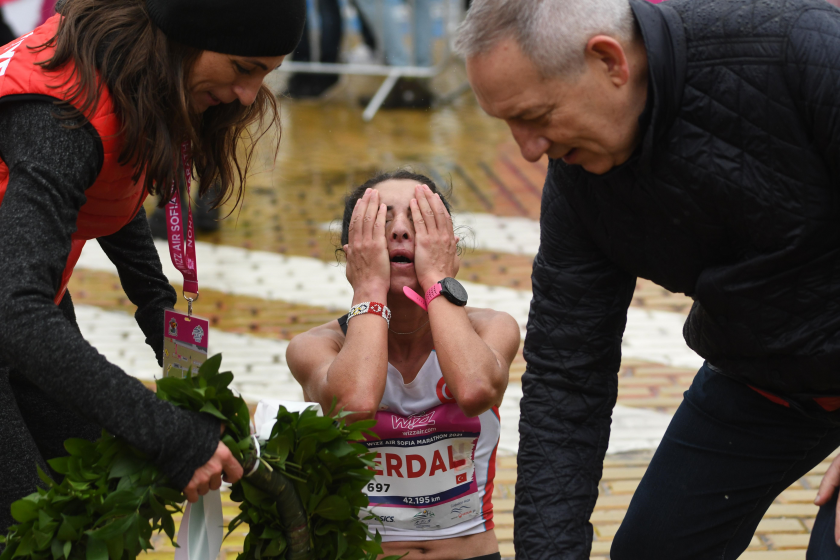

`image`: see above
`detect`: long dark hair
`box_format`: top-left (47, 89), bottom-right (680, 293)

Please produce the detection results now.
top-left (35, 0), bottom-right (280, 208)
top-left (336, 169), bottom-right (462, 261)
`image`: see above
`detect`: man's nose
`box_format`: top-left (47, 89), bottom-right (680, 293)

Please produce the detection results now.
top-left (509, 122), bottom-right (550, 163)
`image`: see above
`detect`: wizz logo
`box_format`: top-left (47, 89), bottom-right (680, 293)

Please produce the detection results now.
top-left (392, 410), bottom-right (436, 430)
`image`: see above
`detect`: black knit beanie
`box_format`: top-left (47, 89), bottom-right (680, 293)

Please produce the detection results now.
top-left (145, 0), bottom-right (307, 58)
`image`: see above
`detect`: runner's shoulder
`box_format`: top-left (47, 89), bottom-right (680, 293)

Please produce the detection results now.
top-left (287, 319), bottom-right (344, 358)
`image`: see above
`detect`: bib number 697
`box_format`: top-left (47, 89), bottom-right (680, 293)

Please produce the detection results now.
top-left (367, 482), bottom-right (390, 493)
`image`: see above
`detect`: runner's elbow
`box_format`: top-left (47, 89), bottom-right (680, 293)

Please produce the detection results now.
top-left (332, 395), bottom-right (379, 420)
top-left (455, 385), bottom-right (497, 417)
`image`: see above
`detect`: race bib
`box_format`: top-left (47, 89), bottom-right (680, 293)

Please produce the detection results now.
top-left (361, 403), bottom-right (481, 531)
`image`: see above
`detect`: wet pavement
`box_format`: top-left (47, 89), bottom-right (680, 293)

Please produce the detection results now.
top-left (67, 72), bottom-right (825, 558)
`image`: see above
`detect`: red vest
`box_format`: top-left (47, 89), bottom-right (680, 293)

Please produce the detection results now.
top-left (0, 15), bottom-right (148, 303)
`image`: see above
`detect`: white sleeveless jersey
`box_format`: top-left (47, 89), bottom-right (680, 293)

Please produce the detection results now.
top-left (360, 351), bottom-right (500, 542)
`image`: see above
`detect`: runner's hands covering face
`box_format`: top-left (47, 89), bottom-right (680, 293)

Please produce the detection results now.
top-left (344, 189), bottom-right (390, 296)
top-left (410, 184), bottom-right (460, 291)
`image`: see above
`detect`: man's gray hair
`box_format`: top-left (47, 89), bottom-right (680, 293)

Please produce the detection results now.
top-left (456, 0), bottom-right (635, 77)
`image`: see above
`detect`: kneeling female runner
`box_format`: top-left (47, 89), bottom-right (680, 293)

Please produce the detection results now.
top-left (287, 171), bottom-right (520, 560)
top-left (0, 0), bottom-right (305, 534)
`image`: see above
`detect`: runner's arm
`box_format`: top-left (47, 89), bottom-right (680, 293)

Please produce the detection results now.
top-left (426, 301), bottom-right (519, 417)
top-left (287, 315), bottom-right (389, 420)
top-left (97, 208), bottom-right (177, 366)
top-left (287, 189), bottom-right (391, 419)
top-left (410, 184), bottom-right (518, 416)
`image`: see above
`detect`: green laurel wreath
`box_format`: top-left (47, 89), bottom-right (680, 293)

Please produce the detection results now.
top-left (0, 355), bottom-right (399, 560)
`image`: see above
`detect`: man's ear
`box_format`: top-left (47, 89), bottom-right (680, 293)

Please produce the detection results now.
top-left (585, 35), bottom-right (630, 87)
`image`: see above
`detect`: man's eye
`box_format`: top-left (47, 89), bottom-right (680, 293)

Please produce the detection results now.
top-left (521, 112), bottom-right (548, 124)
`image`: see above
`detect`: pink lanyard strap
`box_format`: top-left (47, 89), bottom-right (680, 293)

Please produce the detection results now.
top-left (165, 143), bottom-right (199, 311)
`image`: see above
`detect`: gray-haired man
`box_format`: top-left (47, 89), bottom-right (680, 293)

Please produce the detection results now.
top-left (458, 0), bottom-right (840, 558)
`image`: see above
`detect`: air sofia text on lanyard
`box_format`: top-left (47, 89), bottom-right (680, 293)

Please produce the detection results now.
top-left (165, 142), bottom-right (199, 316)
top-left (163, 144), bottom-right (223, 560)
top-left (161, 143), bottom-right (210, 380)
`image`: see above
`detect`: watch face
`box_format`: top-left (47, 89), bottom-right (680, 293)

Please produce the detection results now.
top-left (441, 277), bottom-right (468, 306)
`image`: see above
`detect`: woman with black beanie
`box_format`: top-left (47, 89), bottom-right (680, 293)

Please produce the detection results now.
top-left (0, 0), bottom-right (305, 534)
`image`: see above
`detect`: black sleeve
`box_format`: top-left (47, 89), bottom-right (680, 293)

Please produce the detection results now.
top-left (0, 100), bottom-right (218, 489)
top-left (97, 208), bottom-right (177, 366)
top-left (514, 162), bottom-right (636, 560)
top-left (785, 7), bottom-right (840, 180)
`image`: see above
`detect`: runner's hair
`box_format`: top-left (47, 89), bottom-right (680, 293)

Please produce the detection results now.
top-left (33, 0), bottom-right (280, 209)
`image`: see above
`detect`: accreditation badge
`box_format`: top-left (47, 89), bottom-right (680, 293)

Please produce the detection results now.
top-left (162, 309), bottom-right (209, 378)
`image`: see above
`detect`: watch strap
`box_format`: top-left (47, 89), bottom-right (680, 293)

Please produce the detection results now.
top-left (403, 286), bottom-right (428, 311)
top-left (425, 282), bottom-right (443, 306)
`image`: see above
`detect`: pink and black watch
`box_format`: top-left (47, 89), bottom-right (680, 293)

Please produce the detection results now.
top-left (425, 277), bottom-right (468, 307)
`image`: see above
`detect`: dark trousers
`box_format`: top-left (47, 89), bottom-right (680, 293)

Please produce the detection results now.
top-left (0, 292), bottom-right (100, 536)
top-left (294, 0), bottom-right (343, 63)
top-left (612, 364), bottom-right (840, 559)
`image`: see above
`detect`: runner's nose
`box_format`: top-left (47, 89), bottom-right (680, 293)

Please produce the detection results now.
top-left (391, 213), bottom-right (413, 240)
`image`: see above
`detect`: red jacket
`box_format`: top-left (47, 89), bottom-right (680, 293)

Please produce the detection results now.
top-left (0, 15), bottom-right (148, 303)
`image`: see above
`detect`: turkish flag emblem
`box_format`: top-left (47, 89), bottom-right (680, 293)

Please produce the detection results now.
top-left (436, 377), bottom-right (455, 404)
top-left (456, 473), bottom-right (467, 484)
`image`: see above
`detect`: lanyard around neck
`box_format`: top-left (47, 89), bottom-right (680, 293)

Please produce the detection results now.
top-left (165, 142), bottom-right (199, 315)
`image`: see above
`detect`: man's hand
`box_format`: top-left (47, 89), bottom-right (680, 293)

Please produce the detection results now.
top-left (815, 453), bottom-right (840, 543)
top-left (183, 441), bottom-right (243, 503)
top-left (344, 188), bottom-right (390, 300)
top-left (410, 184), bottom-right (460, 292)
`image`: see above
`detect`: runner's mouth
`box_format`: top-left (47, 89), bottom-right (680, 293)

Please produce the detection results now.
top-left (391, 256), bottom-right (413, 264)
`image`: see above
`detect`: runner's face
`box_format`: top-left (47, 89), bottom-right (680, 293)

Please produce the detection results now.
top-left (373, 180), bottom-right (423, 292)
top-left (188, 52), bottom-right (285, 113)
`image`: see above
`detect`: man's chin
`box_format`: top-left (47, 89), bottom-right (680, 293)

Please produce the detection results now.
top-left (555, 150), bottom-right (611, 174)
top-left (555, 148), bottom-right (629, 174)
top-left (577, 153), bottom-right (625, 175)
top-left (581, 161), bottom-right (614, 175)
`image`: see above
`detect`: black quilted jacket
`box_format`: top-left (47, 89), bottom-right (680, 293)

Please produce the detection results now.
top-left (514, 0), bottom-right (840, 557)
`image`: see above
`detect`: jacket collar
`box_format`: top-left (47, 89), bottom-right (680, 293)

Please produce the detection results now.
top-left (629, 0), bottom-right (687, 172)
